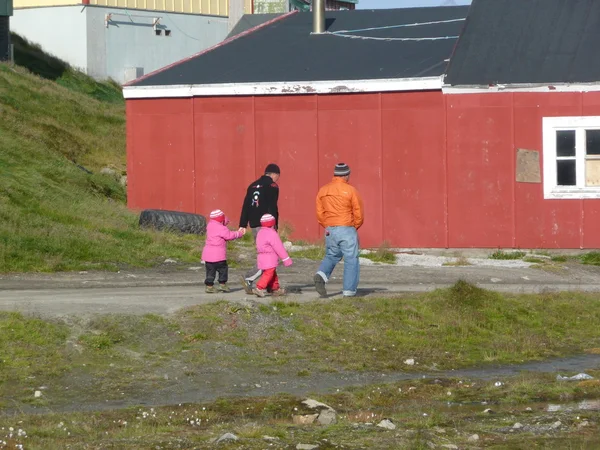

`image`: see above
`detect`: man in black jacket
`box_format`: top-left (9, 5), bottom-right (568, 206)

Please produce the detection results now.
top-left (239, 163), bottom-right (281, 293)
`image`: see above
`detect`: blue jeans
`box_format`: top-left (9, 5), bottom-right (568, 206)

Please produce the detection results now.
top-left (317, 226), bottom-right (359, 296)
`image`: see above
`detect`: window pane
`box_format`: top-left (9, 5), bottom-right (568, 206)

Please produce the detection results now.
top-left (586, 130), bottom-right (600, 155)
top-left (557, 130), bottom-right (576, 157)
top-left (557, 160), bottom-right (576, 186)
top-left (586, 159), bottom-right (600, 186)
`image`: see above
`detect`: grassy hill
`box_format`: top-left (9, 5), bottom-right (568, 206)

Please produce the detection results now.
top-left (0, 36), bottom-right (200, 272)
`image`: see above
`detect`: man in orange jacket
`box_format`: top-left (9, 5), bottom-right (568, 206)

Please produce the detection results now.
top-left (314, 163), bottom-right (364, 297)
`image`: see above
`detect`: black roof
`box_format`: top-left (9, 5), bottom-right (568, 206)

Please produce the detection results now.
top-left (445, 0), bottom-right (600, 86)
top-left (132, 6), bottom-right (469, 87)
top-left (226, 13), bottom-right (282, 39)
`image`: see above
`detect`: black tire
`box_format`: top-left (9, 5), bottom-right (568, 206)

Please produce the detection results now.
top-left (139, 209), bottom-right (207, 235)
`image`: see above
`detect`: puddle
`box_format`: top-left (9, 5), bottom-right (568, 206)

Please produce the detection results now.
top-left (547, 399), bottom-right (600, 412)
top-left (4, 353), bottom-right (600, 416)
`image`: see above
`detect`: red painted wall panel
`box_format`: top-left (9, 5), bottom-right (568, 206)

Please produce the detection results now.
top-left (446, 94), bottom-right (515, 247)
top-left (193, 97), bottom-right (256, 221)
top-left (317, 94), bottom-right (383, 248)
top-left (381, 91), bottom-right (447, 247)
top-left (255, 96), bottom-right (319, 241)
top-left (126, 98), bottom-right (195, 213)
top-left (513, 93), bottom-right (582, 248)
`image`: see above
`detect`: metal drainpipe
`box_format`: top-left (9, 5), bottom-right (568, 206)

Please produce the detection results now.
top-left (312, 0), bottom-right (325, 34)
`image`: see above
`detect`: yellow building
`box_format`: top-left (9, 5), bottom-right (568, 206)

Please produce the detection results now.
top-left (13, 0), bottom-right (253, 16)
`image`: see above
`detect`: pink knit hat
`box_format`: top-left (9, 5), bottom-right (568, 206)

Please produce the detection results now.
top-left (260, 214), bottom-right (276, 227)
top-left (209, 209), bottom-right (225, 222)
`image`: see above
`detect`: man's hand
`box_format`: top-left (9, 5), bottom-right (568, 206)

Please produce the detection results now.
top-left (238, 227), bottom-right (247, 235)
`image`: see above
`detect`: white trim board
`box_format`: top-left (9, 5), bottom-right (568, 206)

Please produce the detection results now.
top-left (122, 77), bottom-right (443, 99)
top-left (443, 83), bottom-right (600, 94)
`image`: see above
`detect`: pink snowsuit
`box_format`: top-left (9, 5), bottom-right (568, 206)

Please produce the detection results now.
top-left (256, 226), bottom-right (290, 269)
top-left (201, 218), bottom-right (243, 263)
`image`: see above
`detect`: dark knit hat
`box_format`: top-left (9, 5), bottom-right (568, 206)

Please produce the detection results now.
top-left (334, 163), bottom-right (351, 177)
top-left (265, 163), bottom-right (280, 175)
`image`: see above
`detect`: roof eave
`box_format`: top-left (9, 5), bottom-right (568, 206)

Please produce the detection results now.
top-left (122, 76), bottom-right (444, 99)
top-left (442, 82), bottom-right (600, 94)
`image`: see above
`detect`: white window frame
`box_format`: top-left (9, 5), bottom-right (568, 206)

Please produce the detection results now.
top-left (543, 116), bottom-right (600, 199)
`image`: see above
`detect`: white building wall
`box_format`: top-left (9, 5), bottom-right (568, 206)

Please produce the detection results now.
top-left (12, 4), bottom-right (227, 82)
top-left (11, 5), bottom-right (88, 71)
top-left (87, 6), bottom-right (228, 83)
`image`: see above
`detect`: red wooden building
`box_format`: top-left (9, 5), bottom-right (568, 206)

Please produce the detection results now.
top-left (123, 0), bottom-right (600, 249)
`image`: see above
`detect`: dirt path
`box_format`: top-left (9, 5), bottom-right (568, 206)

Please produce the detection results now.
top-left (2, 259), bottom-right (600, 317)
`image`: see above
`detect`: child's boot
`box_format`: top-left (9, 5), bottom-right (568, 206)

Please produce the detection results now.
top-left (218, 283), bottom-right (230, 293)
top-left (252, 287), bottom-right (267, 298)
top-left (205, 285), bottom-right (216, 293)
top-left (271, 287), bottom-right (287, 296)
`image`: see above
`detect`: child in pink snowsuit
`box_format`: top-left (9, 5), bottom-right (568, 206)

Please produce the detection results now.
top-left (253, 213), bottom-right (293, 297)
top-left (201, 209), bottom-right (246, 293)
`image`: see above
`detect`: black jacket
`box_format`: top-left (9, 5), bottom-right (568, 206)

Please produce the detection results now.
top-left (239, 175), bottom-right (279, 229)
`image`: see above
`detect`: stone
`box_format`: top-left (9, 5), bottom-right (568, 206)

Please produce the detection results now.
top-left (376, 419), bottom-right (396, 430)
top-left (34, 390), bottom-right (42, 398)
top-left (119, 175), bottom-right (127, 187)
top-left (100, 167), bottom-right (117, 177)
top-left (302, 398), bottom-right (335, 412)
top-left (296, 445), bottom-right (318, 450)
top-left (164, 258), bottom-right (177, 264)
top-left (263, 435), bottom-right (280, 442)
top-left (216, 432), bottom-right (238, 443)
top-left (283, 241), bottom-right (293, 250)
top-left (467, 434), bottom-right (480, 442)
top-left (426, 441), bottom-right (436, 449)
top-left (293, 414), bottom-right (318, 425)
top-left (513, 423), bottom-right (523, 429)
top-left (404, 358), bottom-right (415, 366)
top-left (317, 409), bottom-right (337, 425)
top-left (525, 407), bottom-right (533, 412)
top-left (552, 421), bottom-right (562, 429)
top-left (483, 408), bottom-right (494, 414)
top-left (441, 445), bottom-right (458, 450)
top-left (578, 420), bottom-right (590, 428)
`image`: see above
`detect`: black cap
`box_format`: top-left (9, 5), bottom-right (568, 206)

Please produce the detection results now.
top-left (265, 163), bottom-right (280, 175)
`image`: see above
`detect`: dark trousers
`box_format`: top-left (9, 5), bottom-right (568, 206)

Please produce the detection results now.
top-left (205, 260), bottom-right (228, 286)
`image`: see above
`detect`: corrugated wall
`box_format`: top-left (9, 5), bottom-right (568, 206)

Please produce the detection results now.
top-left (127, 91), bottom-right (600, 249)
top-left (14, 0), bottom-right (253, 15)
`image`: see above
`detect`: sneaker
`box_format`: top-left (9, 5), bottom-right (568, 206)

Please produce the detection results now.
top-left (314, 274), bottom-right (327, 297)
top-left (252, 287), bottom-right (267, 298)
top-left (205, 285), bottom-right (216, 293)
top-left (272, 287), bottom-right (287, 296)
top-left (241, 276), bottom-right (253, 294)
top-left (218, 283), bottom-right (230, 293)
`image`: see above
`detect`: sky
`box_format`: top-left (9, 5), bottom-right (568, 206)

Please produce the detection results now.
top-left (357, 0), bottom-right (471, 9)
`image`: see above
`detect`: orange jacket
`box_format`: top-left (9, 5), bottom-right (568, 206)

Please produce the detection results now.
top-left (316, 177), bottom-right (364, 229)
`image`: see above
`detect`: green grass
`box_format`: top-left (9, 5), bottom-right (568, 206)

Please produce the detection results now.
top-left (490, 250), bottom-right (527, 260)
top-left (1, 372), bottom-right (599, 449)
top-left (581, 252), bottom-right (600, 266)
top-left (290, 245), bottom-right (326, 260)
top-left (361, 242), bottom-right (396, 264)
top-left (0, 37), bottom-right (204, 272)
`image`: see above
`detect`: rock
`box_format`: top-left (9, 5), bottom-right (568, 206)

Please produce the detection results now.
top-left (188, 267), bottom-right (203, 271)
top-left (216, 432), bottom-right (238, 443)
top-left (164, 258), bottom-right (177, 264)
top-left (578, 420), bottom-right (590, 428)
top-left (404, 358), bottom-right (415, 366)
top-left (483, 408), bottom-right (494, 414)
top-left (293, 414), bottom-right (318, 425)
top-left (426, 441), bottom-right (436, 449)
top-left (302, 398), bottom-right (335, 412)
top-left (441, 445), bottom-right (458, 450)
top-left (296, 444), bottom-right (318, 450)
top-left (556, 373), bottom-right (594, 381)
top-left (552, 421), bottom-right (562, 429)
top-left (100, 167), bottom-right (117, 177)
top-left (317, 409), bottom-right (337, 425)
top-left (377, 419), bottom-right (396, 430)
top-left (525, 407), bottom-right (533, 412)
top-left (513, 422), bottom-right (523, 429)
top-left (34, 390), bottom-right (42, 398)
top-left (490, 278), bottom-right (502, 283)
top-left (467, 434), bottom-right (480, 442)
top-left (283, 241), bottom-right (293, 250)
top-left (494, 381), bottom-right (504, 387)
top-left (434, 427), bottom-right (446, 434)
top-left (263, 435), bottom-right (280, 442)
top-left (119, 175), bottom-right (127, 187)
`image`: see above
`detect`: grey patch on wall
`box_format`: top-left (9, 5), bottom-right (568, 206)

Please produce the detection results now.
top-left (516, 148), bottom-right (541, 183)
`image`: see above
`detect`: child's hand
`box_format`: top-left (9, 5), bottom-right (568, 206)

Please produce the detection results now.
top-left (283, 258), bottom-right (293, 267)
top-left (238, 227), bottom-right (247, 235)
